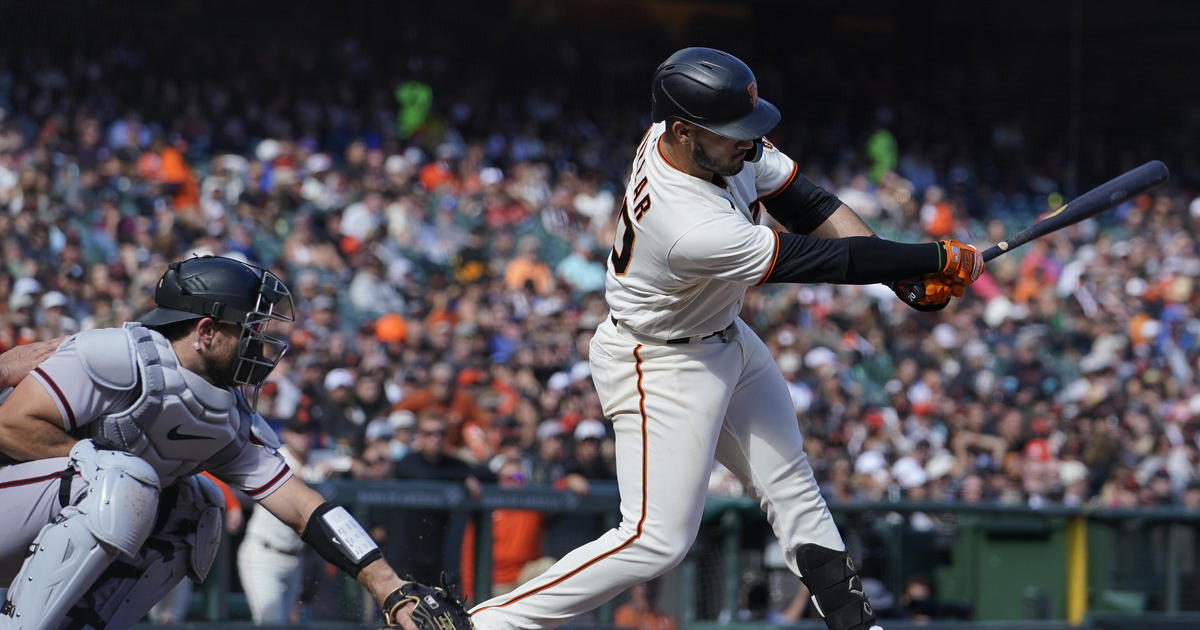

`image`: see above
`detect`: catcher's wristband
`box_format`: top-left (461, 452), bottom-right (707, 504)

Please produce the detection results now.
top-left (382, 586), bottom-right (417, 626)
top-left (300, 502), bottom-right (382, 577)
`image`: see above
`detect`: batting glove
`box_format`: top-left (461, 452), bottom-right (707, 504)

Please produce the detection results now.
top-left (937, 239), bottom-right (985, 286)
top-left (889, 276), bottom-right (952, 311)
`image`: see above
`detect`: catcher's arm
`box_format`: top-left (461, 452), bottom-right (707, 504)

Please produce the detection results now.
top-left (259, 478), bottom-right (470, 630)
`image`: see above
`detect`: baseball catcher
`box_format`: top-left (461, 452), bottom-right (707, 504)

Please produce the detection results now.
top-left (0, 255), bottom-right (472, 630)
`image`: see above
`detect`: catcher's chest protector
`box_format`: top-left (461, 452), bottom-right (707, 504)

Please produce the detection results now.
top-left (80, 323), bottom-right (264, 487)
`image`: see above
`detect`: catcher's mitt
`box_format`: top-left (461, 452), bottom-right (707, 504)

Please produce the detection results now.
top-left (383, 575), bottom-right (474, 630)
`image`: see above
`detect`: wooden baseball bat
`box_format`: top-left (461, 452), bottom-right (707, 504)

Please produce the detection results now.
top-left (981, 160), bottom-right (1169, 262)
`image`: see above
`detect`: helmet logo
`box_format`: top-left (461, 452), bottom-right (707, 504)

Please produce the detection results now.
top-left (747, 81), bottom-right (758, 107)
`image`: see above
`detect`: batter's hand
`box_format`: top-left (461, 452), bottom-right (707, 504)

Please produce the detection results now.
top-left (889, 276), bottom-right (951, 312)
top-left (0, 337), bottom-right (65, 388)
top-left (937, 239), bottom-right (985, 286)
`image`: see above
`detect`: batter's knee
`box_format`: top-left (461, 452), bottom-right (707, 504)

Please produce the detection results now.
top-left (657, 538), bottom-right (692, 568)
top-left (628, 533), bottom-right (693, 579)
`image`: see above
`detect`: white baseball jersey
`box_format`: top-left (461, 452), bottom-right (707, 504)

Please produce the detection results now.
top-left (604, 122), bottom-right (798, 339)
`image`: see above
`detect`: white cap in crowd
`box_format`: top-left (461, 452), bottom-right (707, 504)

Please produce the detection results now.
top-left (324, 368), bottom-right (355, 391)
top-left (574, 418), bottom-right (607, 442)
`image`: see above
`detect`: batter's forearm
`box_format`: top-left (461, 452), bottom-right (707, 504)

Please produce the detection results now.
top-left (764, 233), bottom-right (941, 285)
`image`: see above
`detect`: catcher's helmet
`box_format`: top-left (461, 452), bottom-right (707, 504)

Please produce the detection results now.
top-left (651, 47), bottom-right (780, 142)
top-left (141, 255), bottom-right (293, 387)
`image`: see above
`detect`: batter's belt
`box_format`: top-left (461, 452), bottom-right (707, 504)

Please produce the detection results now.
top-left (611, 316), bottom-right (733, 345)
top-left (251, 536), bottom-right (303, 556)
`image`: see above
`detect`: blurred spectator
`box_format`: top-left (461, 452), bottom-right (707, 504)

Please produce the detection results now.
top-left (896, 574), bottom-right (972, 621)
top-left (393, 362), bottom-right (490, 453)
top-left (504, 235), bottom-right (554, 294)
top-left (460, 457), bottom-right (556, 601)
top-left (354, 417), bottom-right (398, 480)
top-left (391, 413), bottom-right (491, 584)
top-left (528, 419), bottom-right (571, 485)
top-left (554, 240), bottom-right (606, 294)
top-left (310, 367), bottom-right (367, 452)
top-left (614, 581), bottom-right (676, 630)
top-left (557, 418), bottom-right (615, 495)
top-left (386, 409), bottom-right (417, 461)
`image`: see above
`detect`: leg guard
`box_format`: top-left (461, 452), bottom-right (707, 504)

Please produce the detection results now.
top-left (59, 538), bottom-right (192, 630)
top-left (1, 442), bottom-right (160, 630)
top-left (175, 474), bottom-right (225, 582)
top-left (58, 474), bottom-right (225, 630)
top-left (795, 544), bottom-right (880, 630)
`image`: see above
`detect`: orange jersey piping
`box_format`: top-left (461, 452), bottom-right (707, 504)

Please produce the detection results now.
top-left (472, 345), bottom-right (650, 615)
top-left (755, 230), bottom-right (781, 286)
top-left (754, 159), bottom-right (798, 203)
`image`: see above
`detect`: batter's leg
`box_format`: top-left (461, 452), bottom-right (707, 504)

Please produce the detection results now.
top-left (716, 321), bottom-right (879, 630)
top-left (470, 324), bottom-right (740, 630)
top-left (713, 335), bottom-right (845, 561)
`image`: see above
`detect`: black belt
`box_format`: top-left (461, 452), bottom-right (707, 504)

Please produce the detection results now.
top-left (611, 316), bottom-right (732, 344)
top-left (258, 538), bottom-right (303, 556)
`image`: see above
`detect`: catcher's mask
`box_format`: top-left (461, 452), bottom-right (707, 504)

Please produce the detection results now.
top-left (140, 255), bottom-right (294, 401)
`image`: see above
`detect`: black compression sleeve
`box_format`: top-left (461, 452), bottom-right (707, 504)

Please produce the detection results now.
top-left (761, 172), bottom-right (843, 234)
top-left (764, 233), bottom-right (942, 284)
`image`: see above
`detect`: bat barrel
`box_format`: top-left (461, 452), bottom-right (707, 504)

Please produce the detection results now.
top-left (982, 160), bottom-right (1169, 262)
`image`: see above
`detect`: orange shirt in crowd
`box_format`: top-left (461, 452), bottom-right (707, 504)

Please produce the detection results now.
top-left (504, 257), bottom-right (553, 294)
top-left (393, 388), bottom-right (490, 449)
top-left (613, 605), bottom-right (678, 630)
top-left (460, 508), bottom-right (545, 600)
top-left (137, 144), bottom-right (199, 209)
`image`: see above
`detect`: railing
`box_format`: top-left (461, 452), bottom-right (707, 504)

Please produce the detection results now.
top-left (184, 481), bottom-right (1200, 629)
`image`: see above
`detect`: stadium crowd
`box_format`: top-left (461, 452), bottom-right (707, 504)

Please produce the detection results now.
top-left (2, 8), bottom-right (1200, 622)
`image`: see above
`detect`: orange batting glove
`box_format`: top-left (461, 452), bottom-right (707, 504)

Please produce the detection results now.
top-left (923, 275), bottom-right (965, 299)
top-left (890, 276), bottom-right (951, 311)
top-left (937, 239), bottom-right (985, 287)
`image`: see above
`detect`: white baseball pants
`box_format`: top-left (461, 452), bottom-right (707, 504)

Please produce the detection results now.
top-left (236, 536), bottom-right (303, 624)
top-left (470, 318), bottom-right (844, 630)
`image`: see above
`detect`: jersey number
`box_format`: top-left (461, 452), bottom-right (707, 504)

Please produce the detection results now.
top-left (610, 198), bottom-right (635, 275)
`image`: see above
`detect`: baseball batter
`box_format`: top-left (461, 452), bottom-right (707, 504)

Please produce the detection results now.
top-left (0, 256), bottom-right (472, 630)
top-left (470, 48), bottom-right (983, 630)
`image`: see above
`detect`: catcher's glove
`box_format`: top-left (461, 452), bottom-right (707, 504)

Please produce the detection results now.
top-left (383, 575), bottom-right (474, 630)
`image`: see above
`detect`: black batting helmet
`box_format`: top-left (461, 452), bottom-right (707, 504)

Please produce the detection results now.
top-left (141, 255), bottom-right (293, 388)
top-left (651, 47), bottom-right (780, 142)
